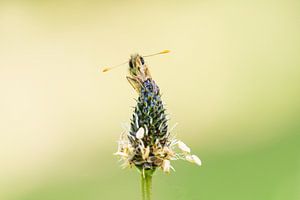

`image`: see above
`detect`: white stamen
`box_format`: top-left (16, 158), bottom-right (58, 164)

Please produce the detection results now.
top-left (186, 155), bottom-right (202, 166)
top-left (114, 152), bottom-right (128, 157)
top-left (142, 146), bottom-right (150, 160)
top-left (136, 127), bottom-right (145, 139)
top-left (177, 141), bottom-right (191, 153)
top-left (185, 155), bottom-right (194, 163)
top-left (192, 155), bottom-right (202, 166)
top-left (162, 160), bottom-right (171, 173)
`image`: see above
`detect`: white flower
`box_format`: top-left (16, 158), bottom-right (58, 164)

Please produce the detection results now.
top-left (136, 127), bottom-right (145, 139)
top-left (192, 155), bottom-right (202, 166)
top-left (177, 141), bottom-right (191, 153)
top-left (162, 160), bottom-right (171, 173)
top-left (186, 155), bottom-right (202, 166)
top-left (162, 159), bottom-right (175, 173)
top-left (114, 127), bottom-right (202, 173)
top-left (114, 151), bottom-right (128, 157)
top-left (141, 146), bottom-right (150, 160)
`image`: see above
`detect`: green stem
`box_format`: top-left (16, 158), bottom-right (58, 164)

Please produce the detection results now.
top-left (141, 169), bottom-right (154, 200)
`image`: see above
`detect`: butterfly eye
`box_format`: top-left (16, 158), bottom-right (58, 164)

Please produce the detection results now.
top-left (140, 57), bottom-right (145, 65)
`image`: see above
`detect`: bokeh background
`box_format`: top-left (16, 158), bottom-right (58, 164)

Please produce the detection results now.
top-left (1, 0), bottom-right (300, 199)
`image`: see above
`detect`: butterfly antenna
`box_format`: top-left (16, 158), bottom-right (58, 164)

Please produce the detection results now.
top-left (143, 50), bottom-right (170, 57)
top-left (102, 61), bottom-right (128, 73)
top-left (102, 50), bottom-right (170, 73)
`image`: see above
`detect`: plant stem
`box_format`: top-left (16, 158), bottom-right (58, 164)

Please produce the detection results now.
top-left (141, 170), bottom-right (153, 200)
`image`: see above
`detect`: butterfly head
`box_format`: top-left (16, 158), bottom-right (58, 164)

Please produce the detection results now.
top-left (128, 54), bottom-right (148, 79)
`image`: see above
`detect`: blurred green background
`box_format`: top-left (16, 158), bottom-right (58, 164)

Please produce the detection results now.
top-left (0, 0), bottom-right (299, 199)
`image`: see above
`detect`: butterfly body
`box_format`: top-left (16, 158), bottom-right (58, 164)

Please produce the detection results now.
top-left (127, 54), bottom-right (152, 93)
top-left (102, 50), bottom-right (170, 93)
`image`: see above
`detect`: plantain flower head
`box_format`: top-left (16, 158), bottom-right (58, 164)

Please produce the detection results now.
top-left (115, 79), bottom-right (201, 173)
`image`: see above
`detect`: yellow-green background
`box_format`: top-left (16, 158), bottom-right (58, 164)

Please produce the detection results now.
top-left (0, 0), bottom-right (299, 199)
